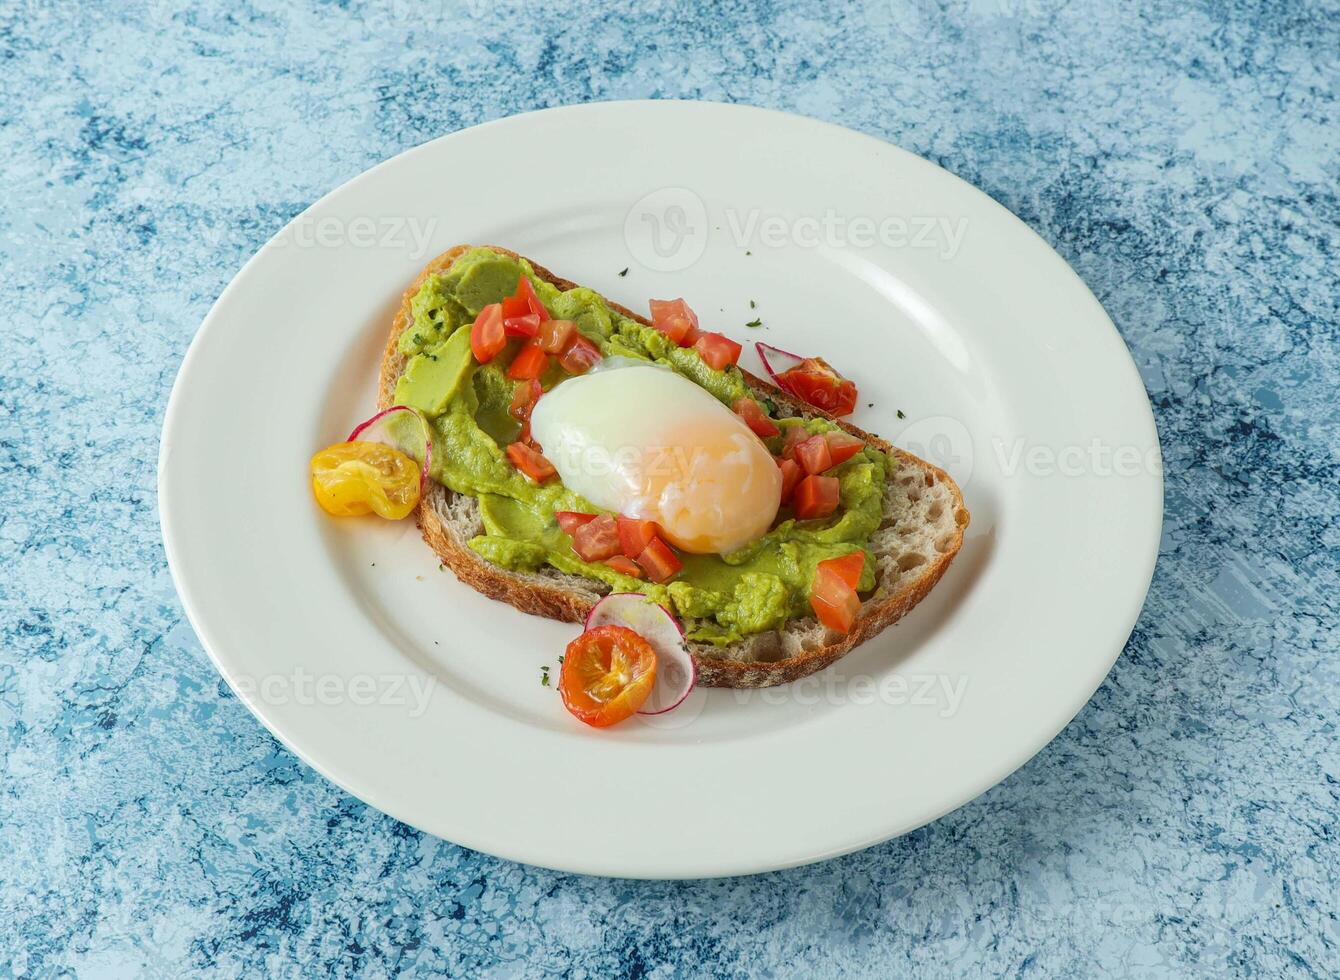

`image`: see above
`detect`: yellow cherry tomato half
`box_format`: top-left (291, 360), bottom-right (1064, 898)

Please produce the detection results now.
top-left (310, 441), bottom-right (421, 520)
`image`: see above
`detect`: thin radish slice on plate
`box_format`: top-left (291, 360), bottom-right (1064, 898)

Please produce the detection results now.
top-left (348, 405), bottom-right (433, 493)
top-left (754, 341), bottom-right (805, 393)
top-left (585, 593), bottom-right (697, 715)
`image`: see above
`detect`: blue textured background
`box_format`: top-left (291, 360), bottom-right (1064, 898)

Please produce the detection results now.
top-left (3, 0), bottom-right (1337, 975)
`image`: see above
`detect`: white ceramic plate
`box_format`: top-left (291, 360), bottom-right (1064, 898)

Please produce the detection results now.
top-left (160, 101), bottom-right (1161, 878)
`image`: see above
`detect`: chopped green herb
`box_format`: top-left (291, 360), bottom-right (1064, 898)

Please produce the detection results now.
top-left (763, 398), bottom-right (779, 415)
top-left (749, 300), bottom-right (756, 309)
top-left (745, 250), bottom-right (752, 256)
top-left (439, 562), bottom-right (445, 571)
top-left (618, 267), bottom-right (629, 277)
top-left (897, 409), bottom-right (906, 419)
top-left (541, 666), bottom-right (551, 687)
top-left (745, 318), bottom-right (762, 328)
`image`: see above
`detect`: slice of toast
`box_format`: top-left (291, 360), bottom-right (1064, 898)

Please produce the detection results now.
top-left (379, 245), bottom-right (969, 688)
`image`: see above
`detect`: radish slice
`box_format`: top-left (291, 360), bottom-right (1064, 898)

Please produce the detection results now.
top-left (585, 593), bottom-right (696, 715)
top-left (347, 405), bottom-right (433, 494)
top-left (754, 342), bottom-right (805, 395)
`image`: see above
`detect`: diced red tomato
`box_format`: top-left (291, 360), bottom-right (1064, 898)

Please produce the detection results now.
top-left (822, 551), bottom-right (865, 589)
top-left (538, 319), bottom-right (576, 354)
top-left (793, 474), bottom-right (840, 519)
top-left (559, 335), bottom-right (602, 374)
top-left (825, 431), bottom-right (865, 467)
top-left (509, 379), bottom-right (542, 421)
top-left (559, 625), bottom-right (657, 728)
top-left (604, 555), bottom-right (646, 579)
top-left (777, 457), bottom-right (802, 504)
top-left (504, 313), bottom-right (541, 338)
top-left (502, 275), bottom-right (546, 320)
top-left (781, 425), bottom-right (808, 460)
top-left (555, 511), bottom-right (597, 535)
top-left (616, 516), bottom-right (659, 558)
top-left (507, 341), bottom-right (549, 381)
top-left (694, 332), bottom-right (742, 371)
top-left (733, 397), bottom-right (780, 438)
top-left (649, 298), bottom-right (700, 346)
top-left (777, 358), bottom-right (858, 417)
top-left (571, 514), bottom-right (621, 562)
top-left (635, 536), bottom-right (683, 583)
top-left (795, 434), bottom-right (834, 475)
top-left (506, 442), bottom-right (557, 483)
top-left (470, 303), bottom-right (506, 363)
top-left (810, 561), bottom-right (861, 633)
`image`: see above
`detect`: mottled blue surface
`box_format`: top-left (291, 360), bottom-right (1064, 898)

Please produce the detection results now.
top-left (2, 0), bottom-right (1337, 975)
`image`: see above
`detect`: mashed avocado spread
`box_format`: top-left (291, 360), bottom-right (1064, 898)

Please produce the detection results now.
top-left (393, 247), bottom-right (891, 645)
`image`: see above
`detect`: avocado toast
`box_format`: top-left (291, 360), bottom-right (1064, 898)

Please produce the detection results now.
top-left (379, 245), bottom-right (969, 688)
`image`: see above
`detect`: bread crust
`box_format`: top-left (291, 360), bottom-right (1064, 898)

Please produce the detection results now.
top-left (378, 245), bottom-right (968, 687)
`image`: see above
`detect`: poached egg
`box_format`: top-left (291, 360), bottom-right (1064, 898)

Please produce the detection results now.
top-left (530, 361), bottom-right (782, 554)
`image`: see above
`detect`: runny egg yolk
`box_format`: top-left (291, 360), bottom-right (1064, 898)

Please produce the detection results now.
top-left (528, 362), bottom-right (783, 555)
top-left (633, 413), bottom-right (783, 554)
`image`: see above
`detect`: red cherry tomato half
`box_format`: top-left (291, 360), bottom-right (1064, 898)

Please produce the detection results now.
top-left (470, 304), bottom-right (506, 363)
top-left (810, 560), bottom-right (861, 633)
top-left (777, 358), bottom-right (857, 417)
top-left (507, 341), bottom-right (549, 381)
top-left (649, 298), bottom-right (700, 346)
top-left (571, 514), bottom-right (621, 562)
top-left (795, 434), bottom-right (834, 475)
top-left (559, 625), bottom-right (657, 728)
top-left (733, 397), bottom-right (780, 438)
top-left (506, 442), bottom-right (556, 483)
top-left (616, 516), bottom-right (660, 558)
top-left (694, 332), bottom-right (742, 371)
top-left (635, 535), bottom-right (683, 583)
top-left (559, 335), bottom-right (603, 374)
top-left (793, 474), bottom-right (840, 519)
top-left (538, 319), bottom-right (577, 354)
